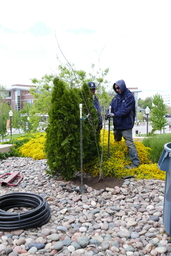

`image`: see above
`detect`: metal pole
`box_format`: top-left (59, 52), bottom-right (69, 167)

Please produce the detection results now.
top-left (9, 110), bottom-right (13, 140)
top-left (99, 107), bottom-right (105, 181)
top-left (10, 116), bottom-right (12, 140)
top-left (147, 114), bottom-right (148, 136)
top-left (108, 106), bottom-right (111, 157)
top-left (79, 104), bottom-right (84, 193)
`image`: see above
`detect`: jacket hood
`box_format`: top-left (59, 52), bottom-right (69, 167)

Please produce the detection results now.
top-left (113, 79), bottom-right (127, 95)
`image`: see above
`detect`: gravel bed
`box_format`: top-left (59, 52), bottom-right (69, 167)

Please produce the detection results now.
top-left (0, 157), bottom-right (170, 256)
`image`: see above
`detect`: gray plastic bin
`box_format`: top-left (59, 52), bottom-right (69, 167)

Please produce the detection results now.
top-left (158, 142), bottom-right (171, 235)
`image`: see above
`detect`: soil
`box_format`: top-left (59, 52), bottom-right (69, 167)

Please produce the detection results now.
top-left (72, 175), bottom-right (125, 190)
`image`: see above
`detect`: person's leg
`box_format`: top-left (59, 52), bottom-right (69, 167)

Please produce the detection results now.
top-left (114, 129), bottom-right (122, 141)
top-left (122, 129), bottom-right (140, 167)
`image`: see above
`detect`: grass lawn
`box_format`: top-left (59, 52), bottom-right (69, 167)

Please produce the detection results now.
top-left (0, 133), bottom-right (23, 142)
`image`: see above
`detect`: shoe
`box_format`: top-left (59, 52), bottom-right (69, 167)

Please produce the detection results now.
top-left (124, 164), bottom-right (138, 169)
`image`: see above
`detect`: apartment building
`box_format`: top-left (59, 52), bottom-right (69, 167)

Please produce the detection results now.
top-left (5, 84), bottom-right (35, 110)
top-left (161, 92), bottom-right (171, 107)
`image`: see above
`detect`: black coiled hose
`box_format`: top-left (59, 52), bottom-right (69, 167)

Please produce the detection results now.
top-left (0, 192), bottom-right (51, 230)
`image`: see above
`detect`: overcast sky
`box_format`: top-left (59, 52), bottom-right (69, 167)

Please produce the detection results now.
top-left (0, 0), bottom-right (170, 99)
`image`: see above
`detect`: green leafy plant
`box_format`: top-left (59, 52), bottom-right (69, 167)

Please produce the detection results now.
top-left (142, 133), bottom-right (171, 163)
top-left (0, 152), bottom-right (13, 159)
top-left (150, 94), bottom-right (168, 132)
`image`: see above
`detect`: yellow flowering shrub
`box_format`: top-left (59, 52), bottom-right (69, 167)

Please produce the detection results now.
top-left (18, 133), bottom-right (46, 160)
top-left (90, 129), bottom-right (165, 180)
top-left (16, 129), bottom-right (166, 180)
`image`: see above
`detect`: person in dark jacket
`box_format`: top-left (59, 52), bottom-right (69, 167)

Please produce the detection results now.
top-left (106, 79), bottom-right (140, 169)
top-left (88, 82), bottom-right (102, 131)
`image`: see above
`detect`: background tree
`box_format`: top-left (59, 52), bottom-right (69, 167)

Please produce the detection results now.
top-left (12, 110), bottom-right (22, 133)
top-left (29, 74), bottom-right (55, 131)
top-left (150, 94), bottom-right (167, 133)
top-left (30, 74), bottom-right (54, 114)
top-left (0, 85), bottom-right (10, 140)
top-left (0, 102), bottom-right (10, 140)
top-left (19, 103), bottom-right (33, 132)
top-left (138, 97), bottom-right (153, 109)
top-left (0, 85), bottom-right (9, 99)
top-left (58, 63), bottom-right (86, 88)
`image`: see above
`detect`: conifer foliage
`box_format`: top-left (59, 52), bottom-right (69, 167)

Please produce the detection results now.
top-left (45, 78), bottom-right (101, 180)
top-left (80, 83), bottom-right (101, 164)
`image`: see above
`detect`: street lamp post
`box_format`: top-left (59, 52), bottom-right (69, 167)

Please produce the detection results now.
top-left (145, 106), bottom-right (150, 136)
top-left (9, 110), bottom-right (13, 140)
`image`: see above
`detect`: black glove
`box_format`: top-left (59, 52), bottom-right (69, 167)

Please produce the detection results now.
top-left (105, 113), bottom-right (115, 120)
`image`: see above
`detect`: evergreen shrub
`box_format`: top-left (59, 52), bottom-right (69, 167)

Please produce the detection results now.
top-left (45, 78), bottom-right (101, 180)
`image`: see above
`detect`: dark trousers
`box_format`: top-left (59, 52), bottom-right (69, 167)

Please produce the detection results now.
top-left (114, 129), bottom-right (140, 167)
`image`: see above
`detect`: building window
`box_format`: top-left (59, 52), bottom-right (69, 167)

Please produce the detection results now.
top-left (26, 99), bottom-right (33, 104)
top-left (17, 95), bottom-right (21, 110)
